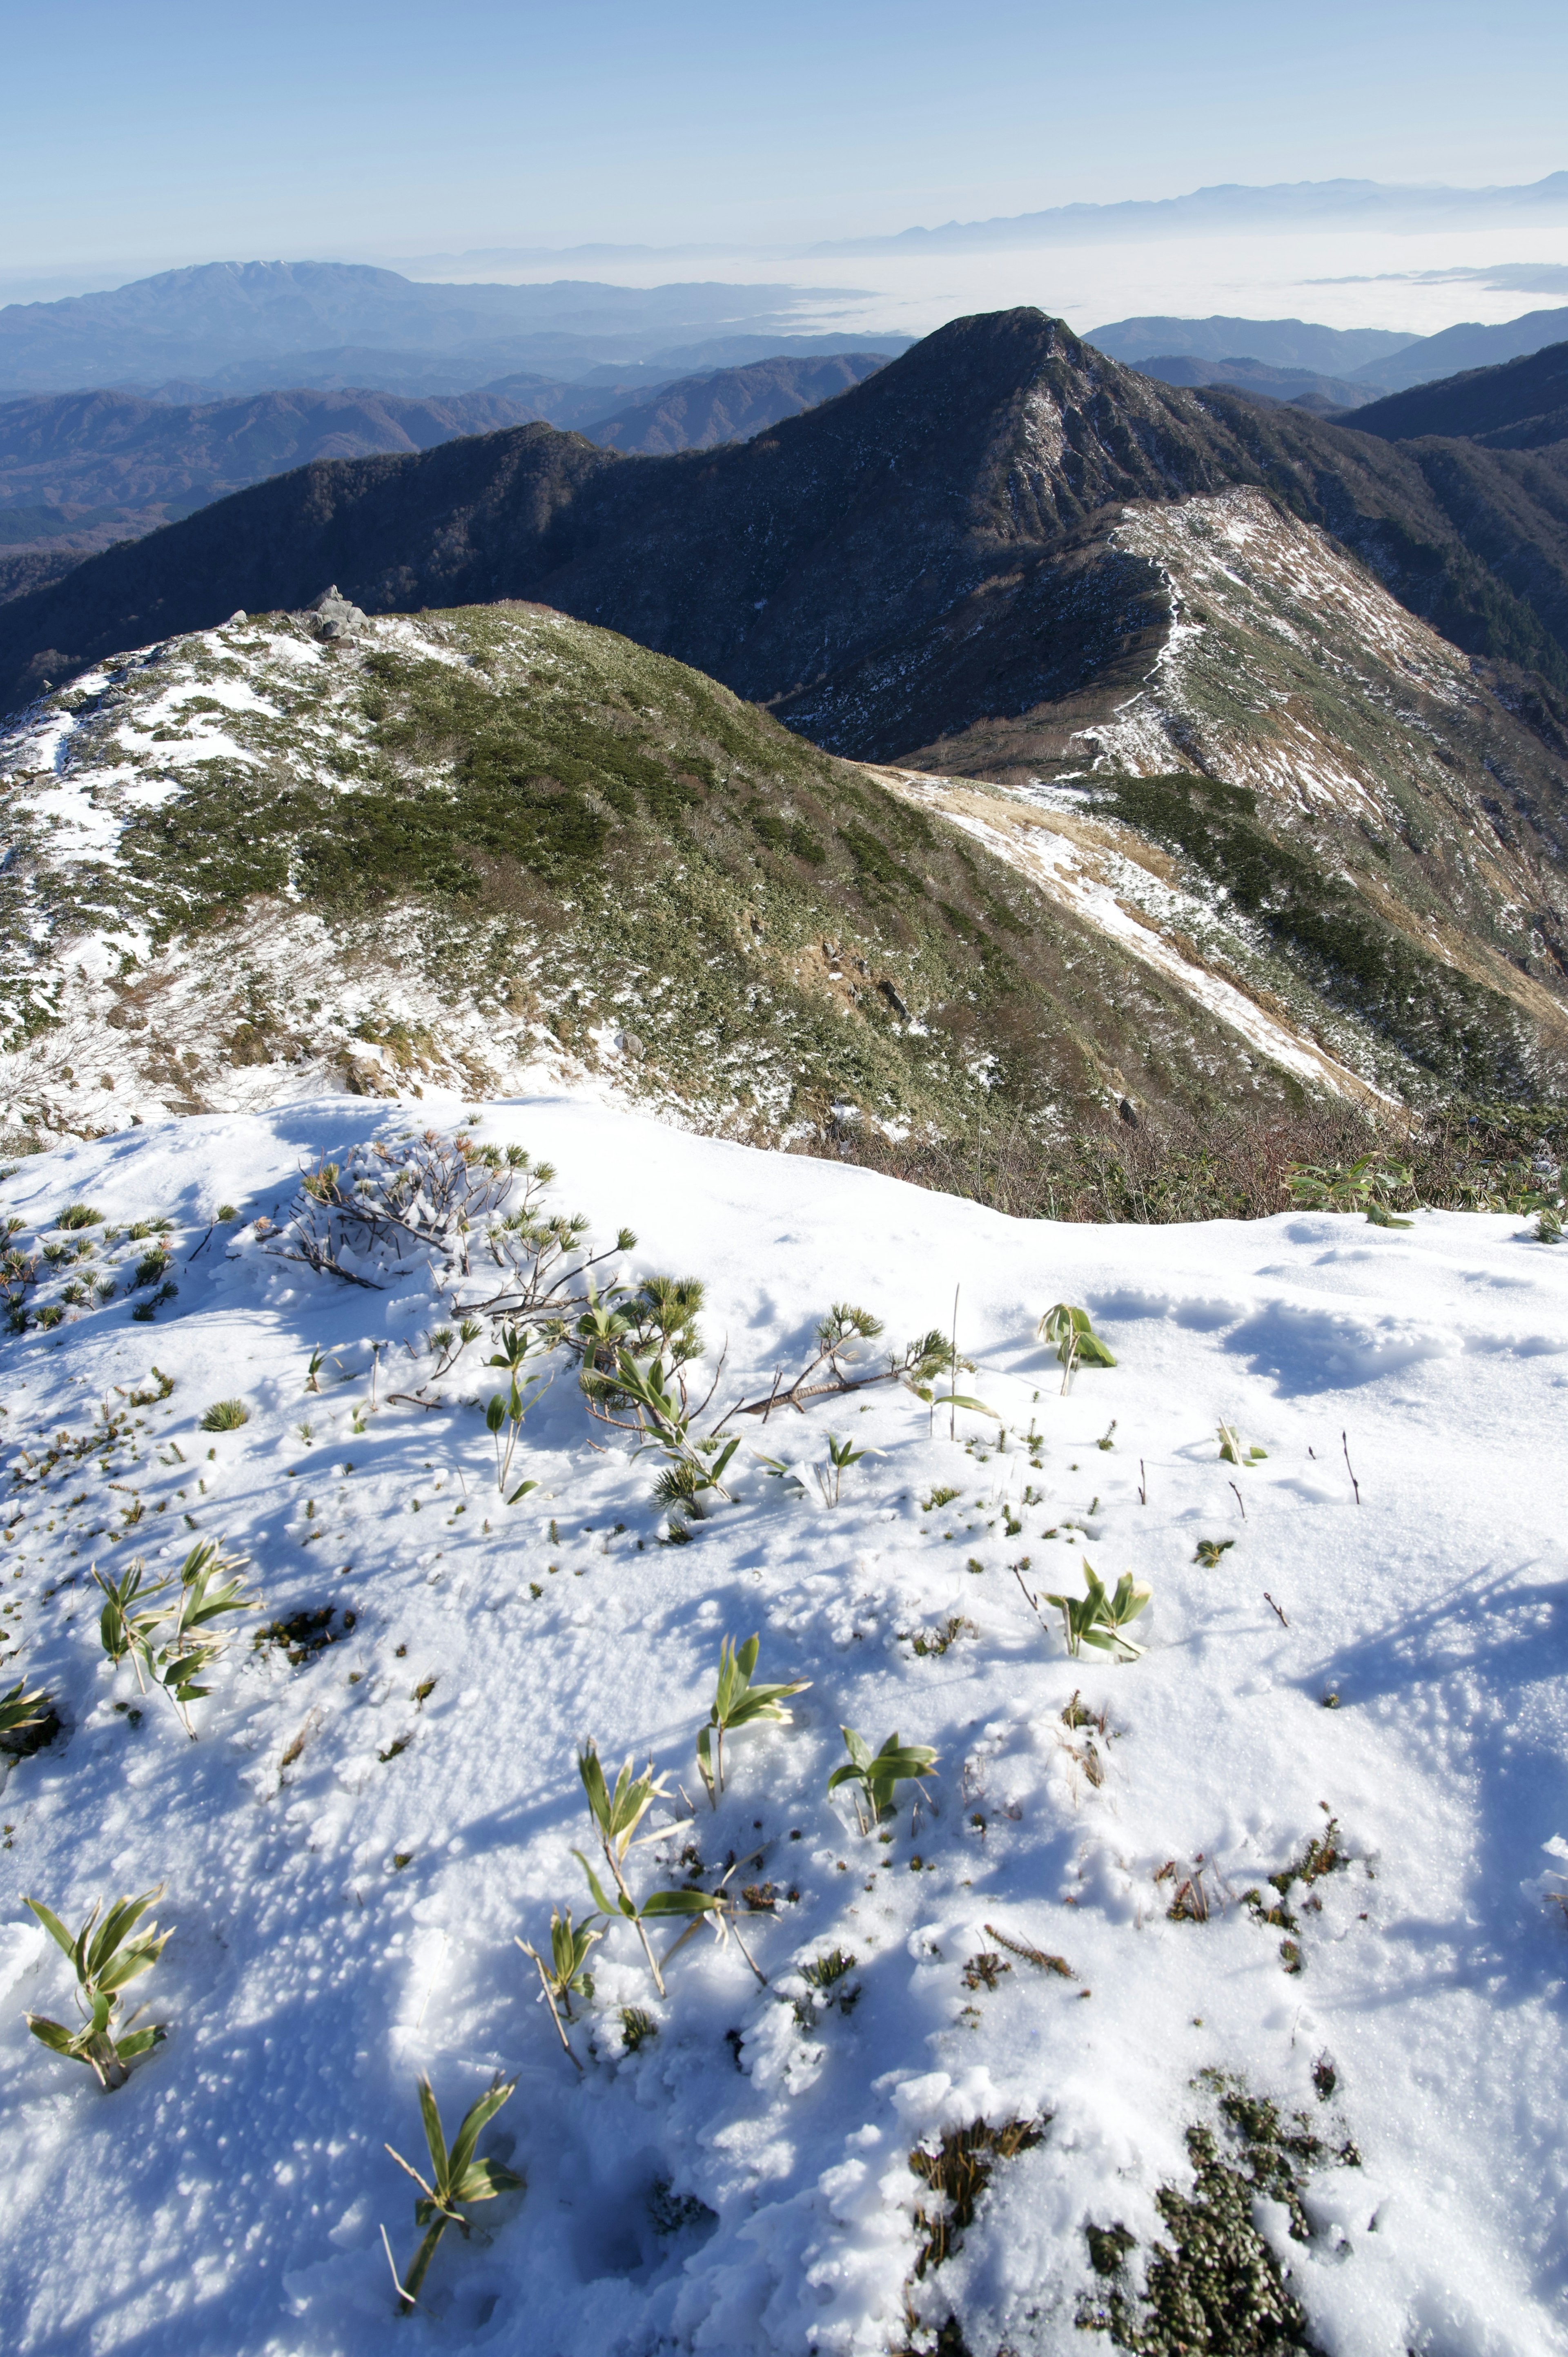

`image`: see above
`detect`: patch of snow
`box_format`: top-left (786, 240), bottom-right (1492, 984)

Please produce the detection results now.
top-left (0, 1092), bottom-right (1564, 2353)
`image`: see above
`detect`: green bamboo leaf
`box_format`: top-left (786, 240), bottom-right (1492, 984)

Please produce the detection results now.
top-left (25, 2013), bottom-right (75, 2054)
top-left (571, 1849), bottom-right (626, 1919)
top-left (577, 1746), bottom-right (611, 1830)
top-left (639, 1889), bottom-right (722, 1918)
top-left (447, 2078), bottom-right (515, 2185)
top-left (22, 1898), bottom-right (76, 1959)
top-left (454, 2157), bottom-right (523, 2203)
top-left (113, 2025), bottom-right (166, 2061)
top-left (416, 2076), bottom-right (448, 2185)
top-left (96, 1941), bottom-right (167, 1996)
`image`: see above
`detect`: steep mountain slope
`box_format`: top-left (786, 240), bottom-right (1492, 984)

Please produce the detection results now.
top-left (2, 582), bottom-right (1565, 1164)
top-left (904, 487), bottom-right (1568, 1092)
top-left (580, 354), bottom-right (889, 453)
top-left (7, 309), bottom-right (1568, 732)
top-left (0, 357), bottom-right (904, 573)
top-left (0, 551), bottom-right (79, 605)
top-left (1348, 338), bottom-right (1568, 449)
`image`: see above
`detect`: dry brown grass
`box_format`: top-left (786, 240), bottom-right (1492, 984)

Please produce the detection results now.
top-left (791, 1097), bottom-right (1564, 1226)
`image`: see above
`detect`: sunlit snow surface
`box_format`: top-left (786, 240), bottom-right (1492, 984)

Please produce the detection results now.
top-left (2, 1090), bottom-right (1567, 2355)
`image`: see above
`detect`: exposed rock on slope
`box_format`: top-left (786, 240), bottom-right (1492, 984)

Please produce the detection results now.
top-left (5, 309), bottom-right (1568, 728)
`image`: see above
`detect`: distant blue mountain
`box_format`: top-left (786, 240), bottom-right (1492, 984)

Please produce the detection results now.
top-left (0, 261), bottom-right (902, 394)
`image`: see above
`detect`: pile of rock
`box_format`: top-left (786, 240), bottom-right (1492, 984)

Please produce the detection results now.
top-left (307, 585), bottom-right (368, 642)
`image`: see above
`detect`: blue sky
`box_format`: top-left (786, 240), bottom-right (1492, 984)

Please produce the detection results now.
top-left (2, 0), bottom-right (1564, 285)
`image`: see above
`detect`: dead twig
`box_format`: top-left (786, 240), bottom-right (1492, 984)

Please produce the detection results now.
top-left (983, 1921), bottom-right (1075, 1978)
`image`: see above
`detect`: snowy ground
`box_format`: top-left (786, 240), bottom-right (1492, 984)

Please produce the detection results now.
top-left (2, 1085), bottom-right (1566, 2356)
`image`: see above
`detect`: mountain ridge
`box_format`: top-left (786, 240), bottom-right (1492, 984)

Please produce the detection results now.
top-left (4, 576), bottom-right (1566, 1167)
top-left (0, 358), bottom-right (892, 560)
top-left (4, 308), bottom-right (1568, 736)
top-left (1345, 337), bottom-right (1568, 448)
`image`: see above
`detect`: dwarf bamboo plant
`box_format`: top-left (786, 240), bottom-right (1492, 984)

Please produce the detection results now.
top-left (816, 1434), bottom-right (868, 1505)
top-left (483, 1325), bottom-right (550, 1503)
top-left (24, 1887), bottom-right (170, 2090)
top-left (383, 2075), bottom-right (523, 2312)
top-left (96, 1542), bottom-right (258, 1736)
top-left (1217, 1423), bottom-right (1267, 1467)
top-left (1038, 1304), bottom-right (1116, 1392)
top-left (152, 1543), bottom-right (259, 1735)
top-left (1020, 1559), bottom-right (1151, 1660)
top-left (1287, 1156), bottom-right (1415, 1224)
top-left (517, 1907), bottom-right (601, 2068)
top-left (828, 1726), bottom-right (938, 1832)
top-left (696, 1635), bottom-right (810, 1805)
top-left (0, 1675), bottom-right (53, 1746)
top-left (94, 1561), bottom-right (170, 1665)
top-left (573, 1744), bottom-right (721, 1995)
top-left (584, 1342), bottom-right (739, 1524)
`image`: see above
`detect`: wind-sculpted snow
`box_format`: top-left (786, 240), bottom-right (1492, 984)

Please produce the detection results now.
top-left (1, 1089), bottom-right (1566, 2353)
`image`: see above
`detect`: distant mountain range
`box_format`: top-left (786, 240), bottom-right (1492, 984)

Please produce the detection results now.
top-left (0, 260), bottom-right (908, 395)
top-left (1123, 355), bottom-right (1377, 412)
top-left (1087, 317), bottom-right (1416, 372)
top-left (568, 353), bottom-right (887, 455)
top-left (813, 172), bottom-right (1568, 252)
top-left (0, 356), bottom-right (892, 574)
top-left (1088, 307), bottom-right (1568, 392)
